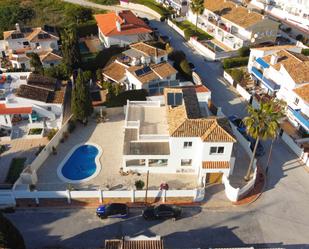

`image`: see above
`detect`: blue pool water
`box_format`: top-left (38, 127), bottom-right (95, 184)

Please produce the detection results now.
top-left (61, 145), bottom-right (99, 181)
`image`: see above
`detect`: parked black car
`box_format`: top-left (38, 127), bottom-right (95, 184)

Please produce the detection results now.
top-left (96, 203), bottom-right (129, 219)
top-left (142, 204), bottom-right (182, 220)
top-left (188, 62), bottom-right (196, 71)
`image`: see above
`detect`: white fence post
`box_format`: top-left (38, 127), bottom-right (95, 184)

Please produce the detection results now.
top-left (34, 190), bottom-right (39, 206)
top-left (98, 189), bottom-right (103, 203)
top-left (66, 190), bottom-right (71, 204)
top-left (131, 189), bottom-right (135, 202)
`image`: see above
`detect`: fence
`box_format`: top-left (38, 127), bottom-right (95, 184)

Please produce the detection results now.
top-left (223, 71), bottom-right (234, 86)
top-left (10, 188), bottom-right (202, 206)
top-left (236, 84), bottom-right (252, 102)
top-left (167, 19), bottom-right (185, 38)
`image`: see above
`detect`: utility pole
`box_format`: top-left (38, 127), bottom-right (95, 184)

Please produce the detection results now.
top-left (145, 170), bottom-right (149, 205)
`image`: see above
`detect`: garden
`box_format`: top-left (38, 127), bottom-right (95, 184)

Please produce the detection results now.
top-left (5, 157), bottom-right (27, 185)
top-left (172, 20), bottom-right (213, 40)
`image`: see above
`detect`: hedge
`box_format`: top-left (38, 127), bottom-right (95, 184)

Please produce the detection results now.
top-left (226, 68), bottom-right (244, 83)
top-left (223, 57), bottom-right (249, 69)
top-left (5, 158), bottom-right (27, 184)
top-left (0, 213), bottom-right (25, 249)
top-left (301, 49), bottom-right (309, 56)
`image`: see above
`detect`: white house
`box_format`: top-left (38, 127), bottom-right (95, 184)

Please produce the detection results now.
top-left (187, 0), bottom-right (279, 50)
top-left (250, 0), bottom-right (309, 34)
top-left (122, 85), bottom-right (236, 186)
top-left (95, 10), bottom-right (153, 48)
top-left (0, 73), bottom-right (65, 139)
top-left (156, 0), bottom-right (189, 16)
top-left (248, 45), bottom-right (309, 135)
top-left (0, 24), bottom-right (61, 70)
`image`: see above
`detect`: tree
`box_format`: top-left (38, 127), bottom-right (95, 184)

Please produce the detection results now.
top-left (243, 99), bottom-right (285, 181)
top-left (29, 53), bottom-right (43, 75)
top-left (44, 63), bottom-right (69, 80)
top-left (96, 68), bottom-right (103, 83)
top-left (71, 69), bottom-right (93, 122)
top-left (180, 59), bottom-right (192, 79)
top-left (190, 0), bottom-right (204, 32)
top-left (65, 5), bottom-right (93, 24)
top-left (0, 213), bottom-right (26, 249)
top-left (61, 25), bottom-right (81, 73)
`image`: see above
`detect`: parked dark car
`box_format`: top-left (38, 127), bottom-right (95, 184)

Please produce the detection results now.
top-left (96, 203), bottom-right (129, 219)
top-left (228, 115), bottom-right (246, 133)
top-left (159, 35), bottom-right (171, 43)
top-left (188, 62), bottom-right (196, 71)
top-left (142, 204), bottom-right (182, 220)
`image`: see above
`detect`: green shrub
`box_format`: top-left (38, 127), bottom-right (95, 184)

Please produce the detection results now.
top-left (301, 48), bottom-right (309, 56)
top-left (47, 129), bottom-right (58, 140)
top-left (238, 47), bottom-right (250, 57)
top-left (28, 128), bottom-right (43, 135)
top-left (135, 180), bottom-right (145, 190)
top-left (0, 213), bottom-right (26, 249)
top-left (223, 57), bottom-right (249, 69)
top-left (5, 158), bottom-right (27, 184)
top-left (226, 69), bottom-right (244, 83)
top-left (0, 144), bottom-right (6, 154)
top-left (180, 59), bottom-right (192, 79)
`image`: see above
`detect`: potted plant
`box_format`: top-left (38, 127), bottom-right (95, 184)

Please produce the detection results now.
top-left (135, 180), bottom-right (145, 190)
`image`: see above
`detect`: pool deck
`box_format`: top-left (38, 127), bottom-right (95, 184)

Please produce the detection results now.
top-left (36, 113), bottom-right (197, 191)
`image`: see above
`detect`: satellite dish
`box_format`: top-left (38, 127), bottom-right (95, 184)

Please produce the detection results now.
top-left (254, 34), bottom-right (258, 38)
top-left (251, 38), bottom-right (256, 43)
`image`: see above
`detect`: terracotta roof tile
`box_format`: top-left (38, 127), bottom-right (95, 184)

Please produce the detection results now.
top-left (103, 61), bottom-right (128, 82)
top-left (0, 103), bottom-right (32, 115)
top-left (17, 84), bottom-right (52, 102)
top-left (39, 51), bottom-right (62, 62)
top-left (95, 10), bottom-right (152, 37)
top-left (263, 50), bottom-right (309, 84)
top-left (202, 161), bottom-right (230, 169)
top-left (293, 84), bottom-right (309, 103)
top-left (204, 0), bottom-right (264, 28)
top-left (130, 42), bottom-right (167, 57)
top-left (252, 45), bottom-right (297, 51)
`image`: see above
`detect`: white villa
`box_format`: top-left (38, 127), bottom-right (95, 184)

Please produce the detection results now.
top-left (250, 0), bottom-right (309, 34)
top-left (102, 42), bottom-right (181, 93)
top-left (122, 85), bottom-right (236, 186)
top-left (187, 0), bottom-right (279, 50)
top-left (0, 24), bottom-right (61, 70)
top-left (0, 72), bottom-right (65, 140)
top-left (248, 45), bottom-right (309, 136)
top-left (156, 0), bottom-right (189, 16)
top-left (95, 10), bottom-right (153, 48)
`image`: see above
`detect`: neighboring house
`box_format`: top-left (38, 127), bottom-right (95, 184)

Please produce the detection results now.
top-left (250, 0), bottom-right (309, 34)
top-left (188, 0), bottom-right (279, 50)
top-left (247, 45), bottom-right (309, 135)
top-left (95, 10), bottom-right (153, 48)
top-left (156, 0), bottom-right (189, 16)
top-left (123, 85), bottom-right (236, 186)
top-left (0, 73), bottom-right (65, 135)
top-left (0, 24), bottom-right (61, 70)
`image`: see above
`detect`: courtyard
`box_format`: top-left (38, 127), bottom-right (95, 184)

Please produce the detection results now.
top-left (36, 110), bottom-right (198, 191)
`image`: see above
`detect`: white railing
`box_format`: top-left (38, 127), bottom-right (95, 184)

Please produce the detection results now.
top-left (129, 101), bottom-right (161, 107)
top-left (125, 120), bottom-right (140, 129)
top-left (139, 134), bottom-right (169, 141)
top-left (167, 19), bottom-right (185, 38)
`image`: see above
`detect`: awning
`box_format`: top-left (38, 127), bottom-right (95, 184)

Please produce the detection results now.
top-left (256, 57), bottom-right (270, 68)
top-left (251, 67), bottom-right (280, 92)
top-left (289, 107), bottom-right (309, 132)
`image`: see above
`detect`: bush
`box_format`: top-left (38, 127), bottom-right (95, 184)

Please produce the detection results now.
top-left (5, 158), bottom-right (27, 184)
top-left (0, 213), bottom-right (26, 249)
top-left (301, 49), bottom-right (309, 56)
top-left (47, 129), bottom-right (58, 140)
top-left (68, 120), bottom-right (76, 133)
top-left (28, 128), bottom-right (43, 135)
top-left (285, 27), bottom-right (291, 33)
top-left (160, 16), bottom-right (166, 22)
top-left (135, 180), bottom-right (145, 190)
top-left (223, 57), bottom-right (249, 69)
top-left (238, 47), bottom-right (250, 57)
top-left (226, 69), bottom-right (244, 83)
top-left (180, 59), bottom-right (192, 79)
top-left (296, 34), bottom-right (303, 41)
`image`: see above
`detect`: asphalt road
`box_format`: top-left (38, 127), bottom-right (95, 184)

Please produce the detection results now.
top-left (4, 3), bottom-right (309, 249)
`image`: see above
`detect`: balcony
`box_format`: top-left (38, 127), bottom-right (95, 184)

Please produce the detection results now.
top-left (251, 67), bottom-right (280, 92)
top-left (288, 106), bottom-right (309, 133)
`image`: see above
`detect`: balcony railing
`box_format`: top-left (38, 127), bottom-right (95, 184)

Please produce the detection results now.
top-left (288, 106), bottom-right (309, 133)
top-left (251, 67), bottom-right (280, 92)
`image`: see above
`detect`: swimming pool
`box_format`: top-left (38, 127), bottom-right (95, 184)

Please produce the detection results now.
top-left (57, 143), bottom-right (102, 183)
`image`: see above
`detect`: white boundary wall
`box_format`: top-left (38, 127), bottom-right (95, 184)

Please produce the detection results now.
top-left (167, 19), bottom-right (185, 38)
top-left (223, 71), bottom-right (234, 86)
top-left (236, 84), bottom-right (251, 102)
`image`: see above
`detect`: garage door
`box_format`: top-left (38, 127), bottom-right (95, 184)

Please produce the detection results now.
top-left (206, 173), bottom-right (223, 184)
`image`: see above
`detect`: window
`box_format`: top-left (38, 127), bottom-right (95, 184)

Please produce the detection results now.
top-left (210, 146), bottom-right (225, 155)
top-left (160, 57), bottom-right (164, 62)
top-left (47, 107), bottom-right (52, 111)
top-left (294, 97), bottom-right (299, 106)
top-left (183, 141), bottom-right (192, 148)
top-left (149, 159), bottom-right (168, 167)
top-left (23, 41), bottom-right (29, 46)
top-left (36, 42), bottom-right (40, 48)
top-left (181, 159), bottom-right (192, 166)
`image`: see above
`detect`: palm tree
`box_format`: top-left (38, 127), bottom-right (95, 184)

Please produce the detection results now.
top-left (190, 0), bottom-right (205, 33)
top-left (243, 99), bottom-right (285, 181)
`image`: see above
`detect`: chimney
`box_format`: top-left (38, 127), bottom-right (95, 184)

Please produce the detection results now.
top-left (116, 20), bottom-right (121, 32)
top-left (15, 23), bottom-right (20, 32)
top-left (270, 54), bottom-right (278, 65)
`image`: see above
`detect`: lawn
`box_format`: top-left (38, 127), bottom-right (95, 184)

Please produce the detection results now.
top-left (88, 0), bottom-right (119, 4)
top-left (173, 20), bottom-right (213, 40)
top-left (131, 0), bottom-right (173, 17)
top-left (5, 157), bottom-right (27, 184)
